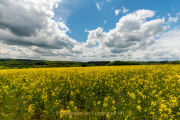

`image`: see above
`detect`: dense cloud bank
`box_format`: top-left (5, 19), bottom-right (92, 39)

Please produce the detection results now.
top-left (0, 0), bottom-right (76, 49)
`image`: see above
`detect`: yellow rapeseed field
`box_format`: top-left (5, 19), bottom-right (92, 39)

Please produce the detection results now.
top-left (0, 65), bottom-right (180, 119)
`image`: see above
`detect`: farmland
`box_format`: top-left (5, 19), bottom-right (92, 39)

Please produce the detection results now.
top-left (0, 65), bottom-right (180, 119)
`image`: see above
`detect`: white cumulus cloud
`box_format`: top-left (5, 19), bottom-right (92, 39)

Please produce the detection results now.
top-left (84, 9), bottom-right (166, 54)
top-left (95, 2), bottom-right (103, 10)
top-left (172, 6), bottom-right (175, 12)
top-left (104, 20), bottom-right (107, 24)
top-left (115, 9), bottom-right (121, 16)
top-left (167, 13), bottom-right (179, 23)
top-left (168, 17), bottom-right (178, 23)
top-left (122, 7), bottom-right (129, 13)
top-left (0, 0), bottom-right (77, 50)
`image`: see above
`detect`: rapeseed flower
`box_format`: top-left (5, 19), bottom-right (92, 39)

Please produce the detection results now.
top-left (1, 65), bottom-right (180, 119)
top-left (28, 104), bottom-right (35, 113)
top-left (136, 105), bottom-right (141, 112)
top-left (103, 102), bottom-right (108, 107)
top-left (70, 101), bottom-right (74, 106)
top-left (112, 100), bottom-right (115, 104)
top-left (97, 101), bottom-right (101, 105)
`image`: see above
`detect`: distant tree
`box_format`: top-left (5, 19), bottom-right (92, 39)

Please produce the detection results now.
top-left (35, 62), bottom-right (47, 65)
top-left (64, 64), bottom-right (70, 67)
top-left (0, 62), bottom-right (3, 66)
top-left (106, 61), bottom-right (140, 66)
top-left (81, 63), bottom-right (88, 67)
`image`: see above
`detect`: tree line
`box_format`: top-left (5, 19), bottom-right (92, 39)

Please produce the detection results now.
top-left (0, 59), bottom-right (179, 69)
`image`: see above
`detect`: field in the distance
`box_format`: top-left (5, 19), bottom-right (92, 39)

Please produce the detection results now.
top-left (0, 65), bottom-right (180, 120)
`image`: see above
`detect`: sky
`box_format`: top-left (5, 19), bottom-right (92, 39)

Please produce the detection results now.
top-left (0, 0), bottom-right (180, 62)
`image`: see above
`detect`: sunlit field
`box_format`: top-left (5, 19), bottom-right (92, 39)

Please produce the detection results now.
top-left (0, 65), bottom-right (180, 120)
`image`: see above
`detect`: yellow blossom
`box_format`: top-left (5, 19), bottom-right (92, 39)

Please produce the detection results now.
top-left (97, 101), bottom-right (101, 105)
top-left (136, 105), bottom-right (141, 112)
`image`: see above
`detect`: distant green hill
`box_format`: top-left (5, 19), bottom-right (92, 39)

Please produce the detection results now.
top-left (0, 59), bottom-right (179, 69)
